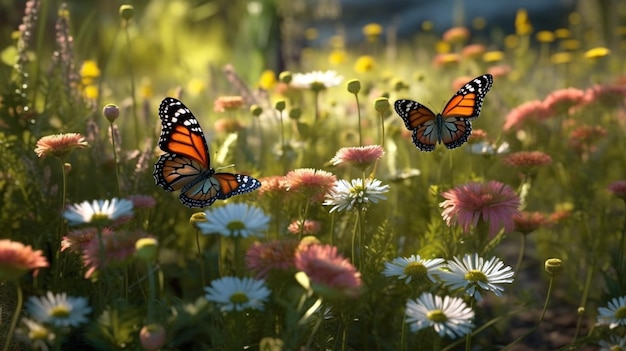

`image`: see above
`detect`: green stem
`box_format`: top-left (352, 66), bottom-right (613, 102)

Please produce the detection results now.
top-left (54, 159), bottom-right (68, 289)
top-left (123, 19), bottom-right (140, 147)
top-left (2, 281), bottom-right (22, 351)
top-left (146, 261), bottom-right (156, 322)
top-left (464, 298), bottom-right (475, 351)
top-left (572, 267), bottom-right (593, 343)
top-left (514, 233), bottom-right (527, 274)
top-left (354, 92), bottom-right (362, 146)
top-left (299, 200), bottom-right (311, 239)
top-left (109, 122), bottom-right (121, 195)
top-left (400, 313), bottom-right (407, 351)
top-left (31, 0), bottom-right (50, 108)
top-left (195, 228), bottom-right (207, 288)
top-left (351, 210), bottom-right (360, 268)
top-left (278, 109), bottom-right (287, 175)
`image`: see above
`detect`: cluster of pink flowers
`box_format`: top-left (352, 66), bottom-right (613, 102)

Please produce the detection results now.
top-left (504, 83), bottom-right (626, 131)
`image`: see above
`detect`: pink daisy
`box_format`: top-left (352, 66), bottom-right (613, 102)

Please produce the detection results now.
top-left (285, 168), bottom-right (337, 203)
top-left (0, 239), bottom-right (49, 280)
top-left (581, 84), bottom-right (626, 109)
top-left (287, 219), bottom-right (322, 236)
top-left (294, 244), bottom-right (361, 298)
top-left (513, 211), bottom-right (547, 235)
top-left (461, 44), bottom-right (487, 60)
top-left (542, 88), bottom-right (585, 116)
top-left (329, 145), bottom-right (384, 169)
top-left (245, 239), bottom-right (300, 279)
top-left (503, 100), bottom-right (550, 131)
top-left (502, 151), bottom-right (552, 168)
top-left (442, 26), bottom-right (470, 44)
top-left (608, 181), bottom-right (626, 200)
top-left (213, 95), bottom-right (244, 112)
top-left (61, 227), bottom-right (111, 254)
top-left (82, 230), bottom-right (152, 278)
top-left (34, 133), bottom-right (88, 159)
top-left (440, 181), bottom-right (521, 238)
top-left (257, 175), bottom-right (290, 198)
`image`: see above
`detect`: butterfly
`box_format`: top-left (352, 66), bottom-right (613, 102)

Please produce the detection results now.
top-left (394, 74), bottom-right (493, 152)
top-left (153, 97), bottom-right (261, 208)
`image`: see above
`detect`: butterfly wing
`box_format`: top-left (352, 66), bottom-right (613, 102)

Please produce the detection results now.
top-left (395, 74), bottom-right (493, 152)
top-left (153, 97), bottom-right (261, 208)
top-left (179, 173), bottom-right (261, 208)
top-left (394, 100), bottom-right (440, 152)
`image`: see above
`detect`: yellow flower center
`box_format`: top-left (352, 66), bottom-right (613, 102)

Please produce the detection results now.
top-left (29, 327), bottom-right (50, 340)
top-left (50, 305), bottom-right (71, 319)
top-left (465, 269), bottom-right (488, 283)
top-left (404, 262), bottom-right (427, 279)
top-left (615, 306), bottom-right (626, 319)
top-left (230, 291), bottom-right (249, 304)
top-left (427, 309), bottom-right (448, 323)
top-left (227, 221), bottom-right (246, 233)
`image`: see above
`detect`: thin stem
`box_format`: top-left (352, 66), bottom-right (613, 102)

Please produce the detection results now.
top-left (54, 159), bottom-right (68, 288)
top-left (299, 200), bottom-right (311, 239)
top-left (572, 267), bottom-right (593, 343)
top-left (123, 19), bottom-right (140, 147)
top-left (2, 281), bottom-right (23, 351)
top-left (351, 209), bottom-right (360, 268)
top-left (400, 313), bottom-right (407, 351)
top-left (278, 109), bottom-right (287, 175)
top-left (109, 122), bottom-right (121, 195)
top-left (514, 233), bottom-right (527, 274)
top-left (464, 298), bottom-right (475, 351)
top-left (195, 228), bottom-right (207, 288)
top-left (354, 93), bottom-right (362, 146)
top-left (146, 262), bottom-right (156, 322)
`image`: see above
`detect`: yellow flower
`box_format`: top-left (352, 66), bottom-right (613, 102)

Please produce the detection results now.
top-left (560, 39), bottom-right (581, 51)
top-left (585, 47), bottom-right (611, 59)
top-left (354, 55), bottom-right (375, 73)
top-left (535, 31), bottom-right (554, 43)
top-left (80, 60), bottom-right (100, 85)
top-left (362, 23), bottom-right (383, 41)
top-left (550, 52), bottom-right (572, 65)
top-left (421, 21), bottom-right (433, 32)
top-left (433, 53), bottom-right (461, 67)
top-left (504, 34), bottom-right (519, 49)
top-left (258, 70), bottom-right (277, 90)
top-left (554, 28), bottom-right (571, 39)
top-left (139, 78), bottom-right (153, 99)
top-left (435, 40), bottom-right (451, 54)
top-left (328, 50), bottom-right (346, 65)
top-left (483, 51), bottom-right (504, 63)
top-left (83, 85), bottom-right (98, 100)
top-left (187, 78), bottom-right (206, 96)
top-left (515, 9), bottom-right (533, 35)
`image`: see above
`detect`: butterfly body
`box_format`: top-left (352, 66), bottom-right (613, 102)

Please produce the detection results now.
top-left (154, 97), bottom-right (261, 208)
top-left (395, 74), bottom-right (493, 152)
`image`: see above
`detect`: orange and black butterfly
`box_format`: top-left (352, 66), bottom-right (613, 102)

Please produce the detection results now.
top-left (153, 97), bottom-right (261, 208)
top-left (394, 74), bottom-right (493, 152)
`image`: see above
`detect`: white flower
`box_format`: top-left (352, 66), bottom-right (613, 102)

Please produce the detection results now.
top-left (405, 292), bottom-right (474, 339)
top-left (598, 334), bottom-right (626, 350)
top-left (63, 198), bottom-right (133, 226)
top-left (323, 178), bottom-right (389, 213)
top-left (438, 254), bottom-right (514, 301)
top-left (291, 70), bottom-right (343, 90)
top-left (597, 295), bottom-right (626, 329)
top-left (205, 276), bottom-right (271, 312)
top-left (26, 292), bottom-right (92, 328)
top-left (197, 203), bottom-right (270, 237)
top-left (466, 141), bottom-right (510, 155)
top-left (382, 255), bottom-right (445, 284)
top-left (19, 317), bottom-right (55, 350)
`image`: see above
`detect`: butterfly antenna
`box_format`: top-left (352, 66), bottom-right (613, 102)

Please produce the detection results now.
top-left (215, 164), bottom-right (236, 171)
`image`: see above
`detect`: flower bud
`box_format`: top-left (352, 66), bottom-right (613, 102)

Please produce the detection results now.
top-left (288, 107), bottom-right (302, 120)
top-left (346, 79), bottom-right (361, 94)
top-left (275, 100), bottom-right (286, 112)
top-left (135, 238), bottom-right (158, 262)
top-left (374, 97), bottom-right (390, 113)
top-left (279, 71), bottom-right (292, 84)
top-left (139, 324), bottom-right (166, 351)
top-left (544, 258), bottom-right (563, 277)
top-left (103, 104), bottom-right (120, 123)
top-left (250, 104), bottom-right (263, 117)
top-left (119, 5), bottom-right (134, 20)
top-left (190, 212), bottom-right (208, 229)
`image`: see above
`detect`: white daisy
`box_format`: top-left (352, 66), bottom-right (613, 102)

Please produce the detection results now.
top-left (405, 292), bottom-right (475, 339)
top-left (466, 141), bottom-right (510, 155)
top-left (205, 276), bottom-right (271, 312)
top-left (438, 253), bottom-right (514, 301)
top-left (291, 70), bottom-right (343, 90)
top-left (382, 255), bottom-right (445, 284)
top-left (19, 317), bottom-right (55, 350)
top-left (598, 334), bottom-right (626, 351)
top-left (26, 291), bottom-right (92, 328)
top-left (197, 203), bottom-right (270, 237)
top-left (323, 178), bottom-right (389, 213)
top-left (597, 295), bottom-right (626, 329)
top-left (63, 198), bottom-right (133, 226)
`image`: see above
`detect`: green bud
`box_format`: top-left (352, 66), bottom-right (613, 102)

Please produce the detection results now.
top-left (279, 71), bottom-right (292, 84)
top-left (288, 107), bottom-right (302, 120)
top-left (119, 5), bottom-right (134, 20)
top-left (346, 79), bottom-right (361, 94)
top-left (275, 100), bottom-right (286, 111)
top-left (374, 97), bottom-right (390, 113)
top-left (544, 258), bottom-right (563, 277)
top-left (190, 212), bottom-right (208, 229)
top-left (250, 104), bottom-right (263, 117)
top-left (135, 238), bottom-right (158, 262)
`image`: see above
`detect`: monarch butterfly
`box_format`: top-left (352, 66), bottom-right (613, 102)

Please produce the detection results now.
top-left (153, 97), bottom-right (261, 208)
top-left (394, 74), bottom-right (493, 152)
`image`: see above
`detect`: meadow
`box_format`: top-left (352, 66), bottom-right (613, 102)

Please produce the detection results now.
top-left (1, 1), bottom-right (626, 350)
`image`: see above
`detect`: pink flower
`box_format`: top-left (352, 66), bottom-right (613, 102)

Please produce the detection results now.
top-left (608, 181), bottom-right (626, 200)
top-left (513, 211), bottom-right (547, 234)
top-left (287, 219), bottom-right (322, 236)
top-left (213, 118), bottom-right (243, 133)
top-left (440, 181), bottom-right (521, 238)
top-left (502, 151), bottom-right (552, 168)
top-left (61, 227), bottom-right (114, 254)
top-left (503, 100), bottom-right (550, 131)
top-left (581, 84), bottom-right (626, 109)
top-left (34, 133), bottom-right (88, 158)
top-left (461, 44), bottom-right (487, 60)
top-left (294, 244), bottom-right (361, 298)
top-left (0, 239), bottom-right (49, 280)
top-left (257, 175), bottom-right (290, 198)
top-left (213, 95), bottom-right (244, 112)
top-left (487, 64), bottom-right (512, 78)
top-left (442, 26), bottom-right (470, 44)
top-left (542, 88), bottom-right (585, 116)
top-left (568, 125), bottom-right (607, 157)
top-left (245, 239), bottom-right (300, 279)
top-left (139, 324), bottom-right (166, 351)
top-left (127, 195), bottom-right (156, 209)
top-left (285, 168), bottom-right (337, 203)
top-left (329, 145), bottom-right (384, 169)
top-left (82, 230), bottom-right (152, 278)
